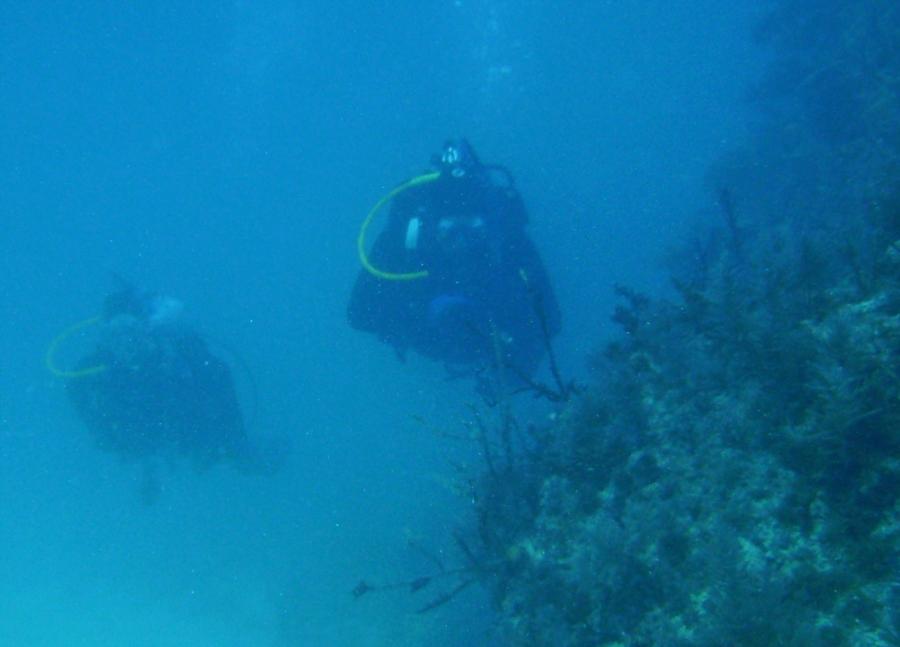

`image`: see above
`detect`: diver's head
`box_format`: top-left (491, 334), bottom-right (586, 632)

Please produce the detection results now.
top-left (148, 295), bottom-right (184, 327)
top-left (435, 138), bottom-right (481, 178)
top-left (436, 214), bottom-right (488, 257)
top-left (103, 285), bottom-right (149, 320)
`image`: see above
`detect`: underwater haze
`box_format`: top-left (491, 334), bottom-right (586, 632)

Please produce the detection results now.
top-left (2, 2), bottom-right (764, 646)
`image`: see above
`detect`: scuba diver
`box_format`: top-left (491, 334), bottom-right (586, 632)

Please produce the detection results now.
top-left (49, 283), bottom-right (276, 502)
top-left (349, 138), bottom-right (560, 382)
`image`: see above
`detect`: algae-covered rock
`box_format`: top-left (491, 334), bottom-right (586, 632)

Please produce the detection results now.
top-left (478, 267), bottom-right (900, 646)
top-left (466, 2), bottom-right (900, 644)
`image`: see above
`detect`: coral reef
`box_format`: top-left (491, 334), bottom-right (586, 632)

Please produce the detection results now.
top-left (465, 2), bottom-right (900, 644)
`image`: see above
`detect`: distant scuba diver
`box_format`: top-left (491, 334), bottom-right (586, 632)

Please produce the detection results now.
top-left (349, 138), bottom-right (561, 381)
top-left (48, 283), bottom-right (277, 501)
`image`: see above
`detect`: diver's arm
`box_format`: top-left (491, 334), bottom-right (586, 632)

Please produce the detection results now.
top-left (347, 188), bottom-right (431, 335)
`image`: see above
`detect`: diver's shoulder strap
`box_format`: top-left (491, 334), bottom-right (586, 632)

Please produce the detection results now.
top-left (480, 165), bottom-right (529, 228)
top-left (482, 164), bottom-right (516, 191)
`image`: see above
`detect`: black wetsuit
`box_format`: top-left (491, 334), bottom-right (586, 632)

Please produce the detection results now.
top-left (348, 164), bottom-right (560, 377)
top-left (67, 295), bottom-right (251, 470)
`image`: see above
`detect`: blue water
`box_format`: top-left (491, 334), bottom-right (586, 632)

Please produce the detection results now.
top-left (0, 3), bottom-right (764, 645)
